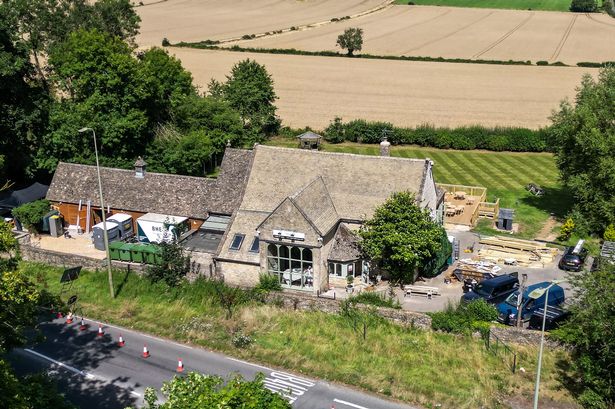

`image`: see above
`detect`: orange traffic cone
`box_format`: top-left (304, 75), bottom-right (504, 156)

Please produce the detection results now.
top-left (176, 358), bottom-right (184, 372)
top-left (97, 324), bottom-right (104, 337)
top-left (118, 334), bottom-right (125, 347)
top-left (142, 344), bottom-right (150, 358)
top-left (66, 313), bottom-right (73, 324)
top-left (56, 311), bottom-right (63, 319)
top-left (79, 318), bottom-right (87, 331)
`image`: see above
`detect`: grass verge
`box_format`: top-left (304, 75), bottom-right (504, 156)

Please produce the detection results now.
top-left (394, 0), bottom-right (571, 11)
top-left (266, 138), bottom-right (571, 238)
top-left (23, 262), bottom-right (576, 409)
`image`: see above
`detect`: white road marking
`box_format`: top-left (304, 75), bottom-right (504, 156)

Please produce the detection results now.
top-left (130, 391), bottom-right (142, 397)
top-left (264, 371), bottom-right (316, 404)
top-left (78, 317), bottom-right (193, 350)
top-left (334, 399), bottom-right (371, 409)
top-left (24, 348), bottom-right (94, 379)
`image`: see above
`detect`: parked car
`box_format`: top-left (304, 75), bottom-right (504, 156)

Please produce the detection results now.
top-left (497, 281), bottom-right (565, 325)
top-left (460, 273), bottom-right (519, 304)
top-left (558, 245), bottom-right (588, 271)
top-left (528, 306), bottom-right (571, 331)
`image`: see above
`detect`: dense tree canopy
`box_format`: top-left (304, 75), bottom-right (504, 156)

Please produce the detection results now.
top-left (336, 27), bottom-right (363, 56)
top-left (360, 192), bottom-right (446, 284)
top-left (143, 372), bottom-right (291, 409)
top-left (554, 263), bottom-right (615, 408)
top-left (549, 67), bottom-right (615, 234)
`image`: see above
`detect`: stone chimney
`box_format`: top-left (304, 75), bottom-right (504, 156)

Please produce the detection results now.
top-left (134, 156), bottom-right (147, 178)
top-left (380, 136), bottom-right (391, 157)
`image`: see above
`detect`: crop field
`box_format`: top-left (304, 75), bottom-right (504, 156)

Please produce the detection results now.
top-left (393, 0), bottom-right (571, 11)
top-left (227, 6), bottom-right (615, 65)
top-left (136, 0), bottom-right (388, 46)
top-left (170, 47), bottom-right (592, 130)
top-left (266, 138), bottom-right (568, 237)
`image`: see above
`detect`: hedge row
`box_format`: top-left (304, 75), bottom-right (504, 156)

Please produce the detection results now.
top-left (323, 118), bottom-right (551, 152)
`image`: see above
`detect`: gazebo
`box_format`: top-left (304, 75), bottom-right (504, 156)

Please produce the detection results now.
top-left (296, 131), bottom-right (322, 150)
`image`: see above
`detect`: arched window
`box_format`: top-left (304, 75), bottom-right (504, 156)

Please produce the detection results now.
top-left (266, 244), bottom-right (313, 290)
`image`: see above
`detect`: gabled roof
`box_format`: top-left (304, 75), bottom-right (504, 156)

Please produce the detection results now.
top-left (240, 145), bottom-right (429, 220)
top-left (296, 131), bottom-right (322, 140)
top-left (289, 177), bottom-right (338, 236)
top-left (329, 223), bottom-right (362, 262)
top-left (46, 148), bottom-right (253, 219)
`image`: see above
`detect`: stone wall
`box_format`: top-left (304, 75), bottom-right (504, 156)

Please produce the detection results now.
top-left (489, 325), bottom-right (560, 348)
top-left (265, 290), bottom-right (432, 330)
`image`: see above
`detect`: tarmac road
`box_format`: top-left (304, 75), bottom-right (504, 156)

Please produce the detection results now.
top-left (8, 317), bottom-right (417, 409)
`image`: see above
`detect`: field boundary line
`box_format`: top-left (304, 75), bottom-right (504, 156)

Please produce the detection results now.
top-left (215, 0), bottom-right (395, 45)
top-left (584, 13), bottom-right (615, 28)
top-left (550, 14), bottom-right (577, 61)
top-left (402, 10), bottom-right (495, 54)
top-left (369, 9), bottom-right (452, 42)
top-left (472, 12), bottom-right (534, 58)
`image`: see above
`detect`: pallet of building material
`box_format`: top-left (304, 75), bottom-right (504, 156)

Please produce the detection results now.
top-left (479, 236), bottom-right (553, 253)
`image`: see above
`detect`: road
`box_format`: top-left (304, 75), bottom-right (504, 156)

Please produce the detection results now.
top-left (8, 317), bottom-right (416, 409)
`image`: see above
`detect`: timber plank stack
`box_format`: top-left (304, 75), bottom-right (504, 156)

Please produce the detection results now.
top-left (477, 236), bottom-right (558, 267)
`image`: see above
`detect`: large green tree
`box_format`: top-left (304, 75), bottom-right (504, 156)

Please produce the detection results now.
top-left (143, 372), bottom-right (291, 409)
top-left (359, 191), bottom-right (446, 284)
top-left (209, 59), bottom-right (279, 137)
top-left (549, 67), bottom-right (615, 234)
top-left (554, 263), bottom-right (615, 408)
top-left (336, 27), bottom-right (364, 56)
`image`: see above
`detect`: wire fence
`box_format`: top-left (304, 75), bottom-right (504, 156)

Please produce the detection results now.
top-left (485, 329), bottom-right (518, 373)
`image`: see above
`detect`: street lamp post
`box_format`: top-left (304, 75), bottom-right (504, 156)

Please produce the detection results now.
top-left (79, 127), bottom-right (115, 298)
top-left (529, 279), bottom-right (567, 409)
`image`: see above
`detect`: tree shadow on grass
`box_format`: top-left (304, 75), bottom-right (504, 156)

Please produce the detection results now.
top-left (520, 186), bottom-right (574, 219)
top-left (115, 268), bottom-right (132, 298)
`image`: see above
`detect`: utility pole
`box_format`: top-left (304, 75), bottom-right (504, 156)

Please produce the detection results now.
top-left (516, 273), bottom-right (527, 328)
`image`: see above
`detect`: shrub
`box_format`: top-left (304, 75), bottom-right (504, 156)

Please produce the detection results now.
top-left (350, 291), bottom-right (402, 309)
top-left (603, 224), bottom-right (615, 242)
top-left (463, 299), bottom-right (498, 322)
top-left (254, 273), bottom-right (281, 292)
top-left (12, 200), bottom-right (50, 234)
top-left (605, 0), bottom-right (615, 16)
top-left (430, 309), bottom-right (470, 334)
top-left (232, 333), bottom-right (253, 348)
top-left (570, 0), bottom-right (597, 11)
top-left (430, 300), bottom-right (497, 334)
top-left (161, 37), bottom-right (170, 46)
top-left (536, 60), bottom-right (549, 66)
top-left (146, 242), bottom-right (191, 287)
top-left (323, 117), bottom-right (346, 143)
top-left (559, 217), bottom-right (576, 241)
top-left (241, 34), bottom-right (252, 40)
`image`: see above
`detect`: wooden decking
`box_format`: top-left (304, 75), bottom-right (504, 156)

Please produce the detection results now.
top-left (443, 192), bottom-right (481, 226)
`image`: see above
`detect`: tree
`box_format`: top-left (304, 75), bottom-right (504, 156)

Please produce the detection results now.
top-left (553, 264), bottom-right (615, 408)
top-left (570, 0), bottom-right (597, 11)
top-left (549, 67), bottom-right (615, 234)
top-left (146, 242), bottom-right (191, 287)
top-left (604, 224), bottom-right (615, 242)
top-left (209, 59), bottom-right (279, 137)
top-left (11, 200), bottom-right (50, 234)
top-left (336, 27), bottom-right (363, 56)
top-left (142, 372), bottom-right (291, 409)
top-left (360, 191), bottom-right (446, 284)
top-left (0, 220), bottom-right (19, 271)
top-left (147, 130), bottom-right (214, 176)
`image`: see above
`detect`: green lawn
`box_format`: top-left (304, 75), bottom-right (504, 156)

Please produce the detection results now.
top-left (394, 0), bottom-right (571, 11)
top-left (23, 262), bottom-right (576, 409)
top-left (266, 139), bottom-right (571, 238)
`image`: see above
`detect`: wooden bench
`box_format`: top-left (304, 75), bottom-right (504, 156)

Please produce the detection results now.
top-left (404, 285), bottom-right (441, 298)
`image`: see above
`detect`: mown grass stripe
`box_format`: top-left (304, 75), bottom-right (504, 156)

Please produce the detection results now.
top-left (427, 152), bottom-right (473, 185)
top-left (459, 152), bottom-right (520, 191)
top-left (451, 152), bottom-right (511, 191)
top-left (495, 154), bottom-right (556, 187)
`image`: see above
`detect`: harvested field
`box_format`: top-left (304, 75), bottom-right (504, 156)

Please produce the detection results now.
top-left (170, 47), bottom-right (594, 129)
top-left (225, 6), bottom-right (615, 65)
top-left (136, 0), bottom-right (388, 46)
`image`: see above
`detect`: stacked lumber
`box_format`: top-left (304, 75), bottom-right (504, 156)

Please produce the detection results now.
top-left (477, 236), bottom-right (558, 267)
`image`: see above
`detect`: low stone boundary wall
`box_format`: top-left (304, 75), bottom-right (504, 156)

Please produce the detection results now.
top-left (266, 290), bottom-right (432, 330)
top-left (489, 325), bottom-right (560, 348)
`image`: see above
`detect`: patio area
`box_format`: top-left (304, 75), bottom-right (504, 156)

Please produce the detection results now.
top-left (29, 233), bottom-right (105, 259)
top-left (438, 184), bottom-right (498, 228)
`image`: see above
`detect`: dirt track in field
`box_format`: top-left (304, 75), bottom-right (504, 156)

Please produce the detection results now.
top-left (136, 0), bottom-right (388, 46)
top-left (225, 6), bottom-right (615, 64)
top-left (170, 48), bottom-right (595, 130)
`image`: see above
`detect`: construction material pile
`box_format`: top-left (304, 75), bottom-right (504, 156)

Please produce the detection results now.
top-left (477, 236), bottom-right (558, 268)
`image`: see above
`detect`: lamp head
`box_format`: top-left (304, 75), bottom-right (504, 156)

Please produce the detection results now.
top-left (78, 127), bottom-right (92, 133)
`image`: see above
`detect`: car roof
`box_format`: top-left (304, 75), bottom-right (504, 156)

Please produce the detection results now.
top-left (481, 274), bottom-right (518, 288)
top-left (523, 281), bottom-right (563, 296)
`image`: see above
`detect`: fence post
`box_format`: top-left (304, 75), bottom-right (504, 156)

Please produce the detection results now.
top-left (512, 352), bottom-right (517, 374)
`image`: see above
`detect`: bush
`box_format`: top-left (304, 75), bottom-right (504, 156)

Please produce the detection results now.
top-left (603, 224), bottom-right (615, 242)
top-left (605, 0), bottom-right (615, 16)
top-left (12, 200), bottom-right (50, 234)
top-left (350, 291), bottom-right (401, 309)
top-left (430, 300), bottom-right (497, 334)
top-left (146, 242), bottom-right (191, 287)
top-left (570, 0), bottom-right (597, 11)
top-left (536, 60), bottom-right (549, 66)
top-left (254, 273), bottom-right (281, 292)
top-left (161, 37), bottom-right (170, 46)
top-left (463, 299), bottom-right (498, 322)
top-left (232, 333), bottom-right (253, 348)
top-left (559, 217), bottom-right (576, 241)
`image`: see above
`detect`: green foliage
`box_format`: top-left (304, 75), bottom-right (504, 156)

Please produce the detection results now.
top-left (255, 272), bottom-right (282, 292)
top-left (11, 200), bottom-right (50, 233)
top-left (430, 299), bottom-right (497, 334)
top-left (604, 0), bottom-right (615, 16)
top-left (570, 0), bottom-right (597, 11)
top-left (339, 298), bottom-right (382, 341)
top-left (146, 242), bottom-right (191, 287)
top-left (323, 117), bottom-right (345, 143)
top-left (349, 291), bottom-right (401, 309)
top-left (549, 67), bottom-right (615, 233)
top-left (143, 372), bottom-right (291, 409)
top-left (420, 229), bottom-right (452, 278)
top-left (336, 27), bottom-right (363, 56)
top-left (559, 217), bottom-right (576, 241)
top-left (210, 59), bottom-right (279, 137)
top-left (394, 0), bottom-right (571, 10)
top-left (0, 220), bottom-right (19, 271)
top-left (603, 224), bottom-right (615, 242)
top-left (360, 192), bottom-right (447, 284)
top-left (552, 265), bottom-right (615, 408)
top-left (0, 270), bottom-right (43, 351)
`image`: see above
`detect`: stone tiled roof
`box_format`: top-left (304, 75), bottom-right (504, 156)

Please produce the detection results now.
top-left (217, 209), bottom-right (266, 262)
top-left (240, 145), bottom-right (428, 220)
top-left (296, 131), bottom-right (322, 140)
top-left (46, 148), bottom-right (253, 219)
top-left (290, 177), bottom-right (338, 236)
top-left (329, 223), bottom-right (362, 262)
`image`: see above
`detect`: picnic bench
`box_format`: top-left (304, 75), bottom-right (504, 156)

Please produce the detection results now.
top-left (404, 285), bottom-right (441, 298)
